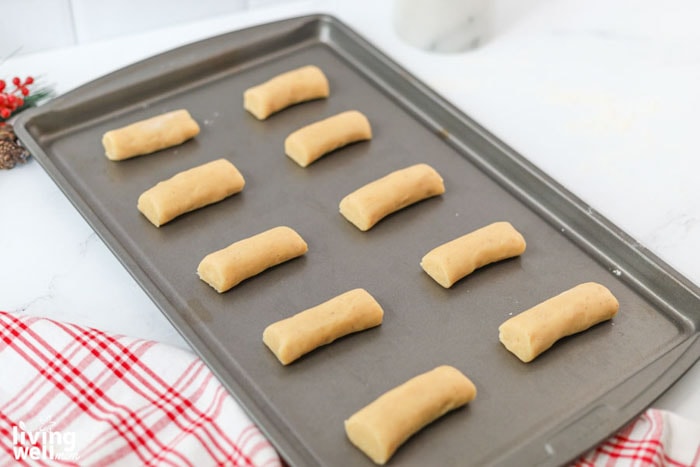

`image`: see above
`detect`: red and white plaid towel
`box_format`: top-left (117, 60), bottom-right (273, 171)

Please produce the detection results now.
top-left (0, 311), bottom-right (281, 466)
top-left (573, 408), bottom-right (700, 467)
top-left (1, 311), bottom-right (699, 466)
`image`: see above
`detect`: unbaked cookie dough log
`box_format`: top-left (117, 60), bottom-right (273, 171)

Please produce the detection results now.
top-left (102, 109), bottom-right (200, 160)
top-left (499, 282), bottom-right (619, 363)
top-left (285, 110), bottom-right (372, 167)
top-left (243, 65), bottom-right (329, 120)
top-left (339, 163), bottom-right (445, 231)
top-left (137, 158), bottom-right (245, 227)
top-left (263, 288), bottom-right (383, 365)
top-left (197, 226), bottom-right (308, 293)
top-left (345, 365), bottom-right (477, 465)
top-left (421, 221), bottom-right (526, 288)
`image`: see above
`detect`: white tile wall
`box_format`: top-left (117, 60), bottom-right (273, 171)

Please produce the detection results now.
top-left (0, 0), bottom-right (297, 59)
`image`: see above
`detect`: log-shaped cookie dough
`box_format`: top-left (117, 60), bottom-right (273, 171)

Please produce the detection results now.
top-left (102, 109), bottom-right (200, 160)
top-left (263, 288), bottom-right (383, 365)
top-left (339, 163), bottom-right (445, 231)
top-left (197, 226), bottom-right (307, 293)
top-left (499, 282), bottom-right (619, 363)
top-left (285, 110), bottom-right (372, 167)
top-left (345, 365), bottom-right (476, 465)
top-left (137, 158), bottom-right (245, 227)
top-left (243, 65), bottom-right (329, 120)
top-left (421, 221), bottom-right (526, 288)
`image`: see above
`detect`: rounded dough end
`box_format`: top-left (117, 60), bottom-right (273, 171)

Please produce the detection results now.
top-left (196, 258), bottom-right (226, 293)
top-left (419, 256), bottom-right (453, 288)
top-left (262, 325), bottom-right (293, 365)
top-left (339, 197), bottom-right (372, 231)
top-left (585, 282), bottom-right (620, 317)
top-left (284, 135), bottom-right (310, 167)
top-left (243, 88), bottom-right (268, 120)
top-left (498, 322), bottom-right (536, 363)
top-left (102, 133), bottom-right (117, 160)
top-left (356, 111), bottom-right (372, 138)
top-left (303, 65), bottom-right (330, 97)
top-left (137, 192), bottom-right (162, 227)
top-left (344, 417), bottom-right (391, 465)
top-left (274, 226), bottom-right (309, 254)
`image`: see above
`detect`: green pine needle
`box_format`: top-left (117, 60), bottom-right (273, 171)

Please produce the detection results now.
top-left (0, 86), bottom-right (55, 123)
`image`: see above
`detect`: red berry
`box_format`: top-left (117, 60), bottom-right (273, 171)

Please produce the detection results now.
top-left (0, 80), bottom-right (5, 93)
top-left (12, 77), bottom-right (20, 86)
top-left (7, 95), bottom-right (16, 106)
top-left (0, 108), bottom-right (10, 119)
top-left (24, 76), bottom-right (34, 85)
top-left (15, 97), bottom-right (23, 107)
top-left (20, 86), bottom-right (29, 96)
top-left (0, 95), bottom-right (6, 106)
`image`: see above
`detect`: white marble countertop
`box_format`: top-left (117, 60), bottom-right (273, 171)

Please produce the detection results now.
top-left (1, 0), bottom-right (699, 430)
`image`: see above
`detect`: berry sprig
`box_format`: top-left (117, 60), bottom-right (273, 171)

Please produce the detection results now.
top-left (0, 76), bottom-right (35, 120)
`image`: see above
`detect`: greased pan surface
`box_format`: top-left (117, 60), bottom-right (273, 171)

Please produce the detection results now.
top-left (15, 15), bottom-right (700, 467)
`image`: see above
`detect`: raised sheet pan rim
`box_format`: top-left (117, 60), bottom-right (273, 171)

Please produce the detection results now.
top-left (15, 14), bottom-right (700, 467)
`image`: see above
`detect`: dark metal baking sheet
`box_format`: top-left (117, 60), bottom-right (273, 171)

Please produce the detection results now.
top-left (15, 15), bottom-right (700, 467)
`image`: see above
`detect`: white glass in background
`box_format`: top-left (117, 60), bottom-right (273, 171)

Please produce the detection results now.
top-left (393, 0), bottom-right (489, 53)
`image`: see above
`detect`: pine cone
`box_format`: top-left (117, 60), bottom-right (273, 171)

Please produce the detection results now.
top-left (0, 124), bottom-right (15, 142)
top-left (0, 138), bottom-right (30, 170)
top-left (0, 124), bottom-right (30, 169)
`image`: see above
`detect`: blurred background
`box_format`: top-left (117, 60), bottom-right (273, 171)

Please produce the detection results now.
top-left (0, 0), bottom-right (314, 58)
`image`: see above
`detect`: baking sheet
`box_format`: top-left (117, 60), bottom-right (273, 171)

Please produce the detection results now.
top-left (15, 15), bottom-right (700, 467)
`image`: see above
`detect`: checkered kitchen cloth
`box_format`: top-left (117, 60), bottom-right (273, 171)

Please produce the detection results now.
top-left (573, 408), bottom-right (700, 467)
top-left (0, 311), bottom-right (281, 466)
top-left (1, 311), bottom-right (699, 466)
